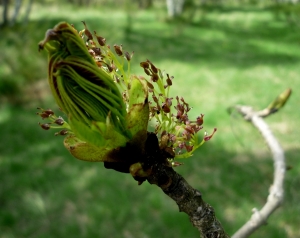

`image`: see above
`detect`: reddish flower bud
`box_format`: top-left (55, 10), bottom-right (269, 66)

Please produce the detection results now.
top-left (204, 128), bottom-right (217, 141)
top-left (162, 103), bottom-right (170, 113)
top-left (184, 125), bottom-right (194, 134)
top-left (196, 114), bottom-right (204, 126)
top-left (185, 144), bottom-right (193, 152)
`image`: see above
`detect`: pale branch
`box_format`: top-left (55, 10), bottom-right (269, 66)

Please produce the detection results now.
top-left (144, 133), bottom-right (230, 238)
top-left (231, 104), bottom-right (287, 238)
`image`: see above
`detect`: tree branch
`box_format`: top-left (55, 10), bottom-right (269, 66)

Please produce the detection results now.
top-left (143, 133), bottom-right (230, 238)
top-left (147, 163), bottom-right (230, 238)
top-left (231, 104), bottom-right (287, 238)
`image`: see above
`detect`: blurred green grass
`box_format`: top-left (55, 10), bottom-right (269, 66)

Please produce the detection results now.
top-left (0, 2), bottom-right (299, 238)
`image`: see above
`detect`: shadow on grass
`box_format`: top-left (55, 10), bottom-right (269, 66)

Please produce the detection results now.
top-left (1, 8), bottom-right (300, 103)
top-left (123, 20), bottom-right (300, 69)
top-left (0, 104), bottom-right (299, 238)
top-left (0, 8), bottom-right (299, 237)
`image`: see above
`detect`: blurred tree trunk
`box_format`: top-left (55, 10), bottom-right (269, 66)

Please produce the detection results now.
top-left (137, 0), bottom-right (153, 9)
top-left (1, 0), bottom-right (33, 27)
top-left (2, 0), bottom-right (10, 27)
top-left (23, 0), bottom-right (33, 25)
top-left (10, 0), bottom-right (22, 26)
top-left (166, 0), bottom-right (185, 18)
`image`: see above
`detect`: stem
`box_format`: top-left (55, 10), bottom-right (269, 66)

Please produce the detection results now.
top-left (143, 133), bottom-right (229, 238)
top-left (147, 164), bottom-right (229, 238)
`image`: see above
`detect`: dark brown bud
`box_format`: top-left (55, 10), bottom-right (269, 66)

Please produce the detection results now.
top-left (39, 122), bottom-right (51, 130)
top-left (38, 112), bottom-right (50, 119)
top-left (166, 74), bottom-right (173, 86)
top-left (94, 31), bottom-right (106, 46)
top-left (147, 81), bottom-right (154, 89)
top-left (55, 129), bottom-right (68, 136)
top-left (166, 98), bottom-right (173, 107)
top-left (196, 114), bottom-right (204, 126)
top-left (140, 61), bottom-right (150, 69)
top-left (54, 117), bottom-right (64, 125)
top-left (151, 74), bottom-right (159, 82)
top-left (92, 47), bottom-right (101, 56)
top-left (114, 75), bottom-right (120, 83)
top-left (44, 109), bottom-right (54, 116)
top-left (147, 60), bottom-right (158, 74)
top-left (162, 103), bottom-right (170, 113)
top-left (125, 51), bottom-right (133, 61)
top-left (114, 44), bottom-right (123, 56)
top-left (81, 21), bottom-right (93, 41)
top-left (144, 68), bottom-right (151, 76)
top-left (152, 94), bottom-right (159, 103)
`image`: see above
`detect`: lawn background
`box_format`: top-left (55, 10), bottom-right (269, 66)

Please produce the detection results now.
top-left (0, 1), bottom-right (299, 238)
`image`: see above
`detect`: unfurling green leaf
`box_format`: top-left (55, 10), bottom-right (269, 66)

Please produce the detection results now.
top-left (38, 22), bottom-right (149, 163)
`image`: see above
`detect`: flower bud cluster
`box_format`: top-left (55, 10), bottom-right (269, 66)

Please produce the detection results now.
top-left (37, 108), bottom-right (70, 136)
top-left (78, 21), bottom-right (134, 103)
top-left (79, 21), bottom-right (217, 159)
top-left (38, 21), bottom-right (216, 163)
top-left (140, 61), bottom-right (217, 159)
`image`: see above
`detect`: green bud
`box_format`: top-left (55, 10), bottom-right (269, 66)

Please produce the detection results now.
top-left (39, 22), bottom-right (149, 162)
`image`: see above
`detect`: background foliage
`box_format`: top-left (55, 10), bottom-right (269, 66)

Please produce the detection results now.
top-left (0, 1), bottom-right (299, 237)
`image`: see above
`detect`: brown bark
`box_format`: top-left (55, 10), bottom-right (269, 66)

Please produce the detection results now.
top-left (105, 132), bottom-right (230, 237)
top-left (144, 133), bottom-right (230, 238)
top-left (147, 164), bottom-right (230, 238)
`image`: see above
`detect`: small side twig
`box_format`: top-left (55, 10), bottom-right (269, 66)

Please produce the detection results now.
top-left (231, 88), bottom-right (291, 238)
